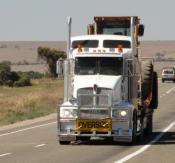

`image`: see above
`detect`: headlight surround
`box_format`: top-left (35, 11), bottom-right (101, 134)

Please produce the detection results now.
top-left (60, 108), bottom-right (78, 118)
top-left (112, 109), bottom-right (129, 118)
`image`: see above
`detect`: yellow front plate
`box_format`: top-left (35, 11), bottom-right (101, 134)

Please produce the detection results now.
top-left (76, 118), bottom-right (112, 132)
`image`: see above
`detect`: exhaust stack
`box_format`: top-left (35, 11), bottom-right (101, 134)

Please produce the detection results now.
top-left (64, 17), bottom-right (72, 102)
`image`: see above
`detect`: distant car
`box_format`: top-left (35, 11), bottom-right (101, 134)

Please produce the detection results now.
top-left (161, 67), bottom-right (175, 83)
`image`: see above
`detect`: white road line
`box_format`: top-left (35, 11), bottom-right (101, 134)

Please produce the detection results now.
top-left (0, 121), bottom-right (56, 137)
top-left (35, 144), bottom-right (46, 148)
top-left (114, 121), bottom-right (175, 163)
top-left (0, 153), bottom-right (11, 158)
top-left (166, 87), bottom-right (175, 94)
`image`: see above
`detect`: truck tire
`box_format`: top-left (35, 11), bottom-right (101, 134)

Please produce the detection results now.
top-left (59, 141), bottom-right (71, 145)
top-left (149, 72), bottom-right (158, 109)
top-left (131, 110), bottom-right (137, 145)
top-left (144, 114), bottom-right (153, 136)
top-left (137, 123), bottom-right (144, 142)
top-left (141, 60), bottom-right (153, 101)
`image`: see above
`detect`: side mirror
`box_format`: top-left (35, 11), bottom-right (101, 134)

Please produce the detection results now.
top-left (56, 58), bottom-right (64, 78)
top-left (138, 24), bottom-right (144, 36)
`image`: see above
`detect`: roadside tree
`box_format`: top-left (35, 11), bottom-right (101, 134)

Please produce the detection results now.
top-left (37, 47), bottom-right (66, 78)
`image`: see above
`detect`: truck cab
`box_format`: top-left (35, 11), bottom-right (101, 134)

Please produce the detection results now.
top-left (58, 34), bottom-right (141, 144)
top-left (58, 16), bottom-right (157, 145)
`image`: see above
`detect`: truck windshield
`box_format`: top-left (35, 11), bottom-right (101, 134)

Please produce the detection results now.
top-left (72, 40), bottom-right (98, 48)
top-left (103, 40), bottom-right (131, 48)
top-left (96, 20), bottom-right (130, 36)
top-left (75, 57), bottom-right (123, 75)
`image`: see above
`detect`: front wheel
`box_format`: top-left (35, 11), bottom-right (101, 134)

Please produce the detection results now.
top-left (144, 115), bottom-right (153, 136)
top-left (131, 111), bottom-right (137, 145)
top-left (137, 123), bottom-right (144, 142)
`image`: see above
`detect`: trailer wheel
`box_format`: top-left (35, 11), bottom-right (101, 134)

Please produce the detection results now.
top-left (149, 72), bottom-right (158, 109)
top-left (141, 60), bottom-right (153, 101)
top-left (59, 141), bottom-right (71, 145)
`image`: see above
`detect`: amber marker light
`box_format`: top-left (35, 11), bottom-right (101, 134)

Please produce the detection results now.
top-left (117, 44), bottom-right (123, 53)
top-left (77, 44), bottom-right (83, 53)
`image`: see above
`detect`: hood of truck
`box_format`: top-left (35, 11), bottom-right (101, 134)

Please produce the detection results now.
top-left (73, 75), bottom-right (122, 98)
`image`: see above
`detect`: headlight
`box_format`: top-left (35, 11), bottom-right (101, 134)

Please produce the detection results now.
top-left (60, 108), bottom-right (77, 118)
top-left (113, 109), bottom-right (128, 118)
top-left (120, 110), bottom-right (127, 117)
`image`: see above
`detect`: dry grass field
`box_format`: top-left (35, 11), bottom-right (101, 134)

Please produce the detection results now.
top-left (0, 79), bottom-right (63, 126)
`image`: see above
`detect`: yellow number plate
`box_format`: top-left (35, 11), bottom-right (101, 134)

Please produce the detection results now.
top-left (76, 118), bottom-right (112, 132)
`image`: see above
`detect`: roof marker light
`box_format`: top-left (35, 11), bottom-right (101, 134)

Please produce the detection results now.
top-left (77, 44), bottom-right (83, 53)
top-left (117, 44), bottom-right (123, 53)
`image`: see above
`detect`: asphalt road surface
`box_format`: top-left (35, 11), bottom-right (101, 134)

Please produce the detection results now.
top-left (1, 80), bottom-right (175, 163)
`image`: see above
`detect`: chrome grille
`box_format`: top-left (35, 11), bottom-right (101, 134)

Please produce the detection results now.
top-left (79, 108), bottom-right (109, 119)
top-left (77, 88), bottom-right (93, 95)
top-left (78, 94), bottom-right (110, 106)
top-left (77, 88), bottom-right (112, 107)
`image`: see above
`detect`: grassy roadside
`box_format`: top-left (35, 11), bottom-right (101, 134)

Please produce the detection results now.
top-left (0, 79), bottom-right (63, 126)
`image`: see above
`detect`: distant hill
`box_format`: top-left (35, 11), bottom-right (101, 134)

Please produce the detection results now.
top-left (0, 40), bottom-right (175, 74)
top-left (0, 41), bottom-right (66, 73)
top-left (0, 41), bottom-right (66, 63)
top-left (141, 41), bottom-right (175, 58)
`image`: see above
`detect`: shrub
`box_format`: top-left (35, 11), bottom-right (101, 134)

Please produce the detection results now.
top-left (37, 47), bottom-right (66, 77)
top-left (10, 71), bottom-right (20, 81)
top-left (0, 62), bottom-right (34, 87)
top-left (26, 71), bottom-right (44, 79)
top-left (0, 62), bottom-right (11, 85)
top-left (14, 74), bottom-right (31, 87)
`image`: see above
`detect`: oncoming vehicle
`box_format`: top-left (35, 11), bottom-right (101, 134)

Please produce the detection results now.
top-left (57, 16), bottom-right (158, 145)
top-left (161, 67), bottom-right (175, 83)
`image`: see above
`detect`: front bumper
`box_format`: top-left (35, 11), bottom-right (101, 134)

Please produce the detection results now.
top-left (162, 76), bottom-right (175, 81)
top-left (58, 119), bottom-right (133, 142)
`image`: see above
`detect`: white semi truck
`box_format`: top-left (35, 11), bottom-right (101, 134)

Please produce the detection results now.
top-left (58, 16), bottom-right (158, 144)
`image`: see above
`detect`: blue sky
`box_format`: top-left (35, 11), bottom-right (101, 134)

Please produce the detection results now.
top-left (0, 0), bottom-right (175, 41)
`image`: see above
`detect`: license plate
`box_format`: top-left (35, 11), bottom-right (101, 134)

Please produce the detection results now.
top-left (76, 118), bottom-right (112, 132)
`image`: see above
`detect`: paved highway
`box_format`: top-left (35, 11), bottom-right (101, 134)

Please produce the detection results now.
top-left (0, 80), bottom-right (175, 163)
